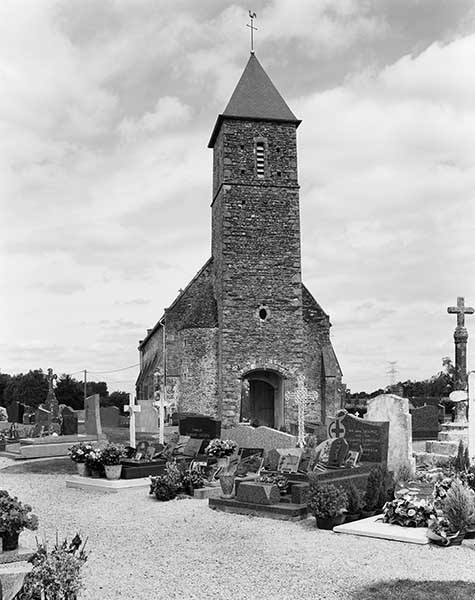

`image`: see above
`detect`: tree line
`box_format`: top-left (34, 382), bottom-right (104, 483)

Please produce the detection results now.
top-left (0, 370), bottom-right (130, 412)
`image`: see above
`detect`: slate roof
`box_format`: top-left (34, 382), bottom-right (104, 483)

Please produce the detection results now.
top-left (208, 53), bottom-right (300, 147)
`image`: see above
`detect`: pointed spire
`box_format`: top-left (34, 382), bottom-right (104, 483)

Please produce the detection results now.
top-left (208, 54), bottom-right (300, 148)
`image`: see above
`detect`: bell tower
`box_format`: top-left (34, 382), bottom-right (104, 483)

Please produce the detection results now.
top-left (209, 54), bottom-right (305, 426)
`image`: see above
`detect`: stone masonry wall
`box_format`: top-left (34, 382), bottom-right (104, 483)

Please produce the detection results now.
top-left (212, 119), bottom-right (305, 426)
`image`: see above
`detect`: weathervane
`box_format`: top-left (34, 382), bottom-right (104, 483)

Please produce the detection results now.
top-left (247, 10), bottom-right (257, 54)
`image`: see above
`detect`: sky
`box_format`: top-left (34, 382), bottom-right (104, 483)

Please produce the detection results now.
top-left (1, 0), bottom-right (475, 396)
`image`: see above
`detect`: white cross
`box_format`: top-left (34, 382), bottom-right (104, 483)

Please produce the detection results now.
top-left (124, 397), bottom-right (141, 449)
top-left (287, 374), bottom-right (319, 447)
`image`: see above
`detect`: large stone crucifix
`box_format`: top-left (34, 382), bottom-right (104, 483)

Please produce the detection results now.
top-left (45, 368), bottom-right (59, 419)
top-left (448, 296), bottom-right (474, 390)
top-left (288, 374), bottom-right (319, 447)
top-left (124, 395), bottom-right (141, 449)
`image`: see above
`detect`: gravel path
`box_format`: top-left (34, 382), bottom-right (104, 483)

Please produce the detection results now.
top-left (1, 460), bottom-right (475, 600)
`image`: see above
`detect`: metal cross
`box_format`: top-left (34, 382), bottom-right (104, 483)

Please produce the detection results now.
top-left (448, 297), bottom-right (474, 328)
top-left (246, 10), bottom-right (257, 54)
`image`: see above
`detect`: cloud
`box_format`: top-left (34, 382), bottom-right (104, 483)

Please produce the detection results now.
top-left (36, 280), bottom-right (85, 295)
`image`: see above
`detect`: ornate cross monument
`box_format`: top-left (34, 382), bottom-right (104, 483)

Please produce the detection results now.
top-left (124, 394), bottom-right (141, 449)
top-left (287, 374), bottom-right (319, 447)
top-left (447, 297), bottom-right (474, 390)
top-left (45, 368), bottom-right (59, 419)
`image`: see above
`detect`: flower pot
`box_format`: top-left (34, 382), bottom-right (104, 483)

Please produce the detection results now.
top-left (76, 462), bottom-right (88, 477)
top-left (104, 464), bottom-right (122, 480)
top-left (427, 529), bottom-right (465, 546)
top-left (1, 530), bottom-right (20, 551)
top-left (315, 515), bottom-right (346, 530)
top-left (219, 473), bottom-right (235, 499)
top-left (90, 467), bottom-right (102, 478)
top-left (345, 513), bottom-right (361, 523)
top-left (360, 510), bottom-right (376, 519)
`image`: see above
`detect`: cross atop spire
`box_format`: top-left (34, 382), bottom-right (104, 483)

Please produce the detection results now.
top-left (246, 10), bottom-right (257, 54)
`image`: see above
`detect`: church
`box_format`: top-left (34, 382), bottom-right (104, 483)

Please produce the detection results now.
top-left (136, 52), bottom-right (343, 430)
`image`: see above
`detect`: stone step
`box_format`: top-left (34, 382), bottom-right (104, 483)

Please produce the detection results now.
top-left (438, 431), bottom-right (468, 442)
top-left (425, 440), bottom-right (460, 455)
top-left (440, 423), bottom-right (468, 431)
top-left (413, 451), bottom-right (452, 467)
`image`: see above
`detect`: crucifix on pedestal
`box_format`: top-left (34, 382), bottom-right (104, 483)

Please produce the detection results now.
top-left (124, 395), bottom-right (141, 449)
top-left (288, 374), bottom-right (319, 447)
top-left (447, 296), bottom-right (474, 391)
top-left (153, 370), bottom-right (165, 445)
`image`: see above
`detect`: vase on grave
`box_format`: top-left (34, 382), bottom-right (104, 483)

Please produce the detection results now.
top-left (1, 530), bottom-right (20, 551)
top-left (217, 457), bottom-right (230, 471)
top-left (219, 473), bottom-right (235, 499)
top-left (76, 463), bottom-right (88, 477)
top-left (104, 464), bottom-right (122, 480)
top-left (90, 467), bottom-right (102, 478)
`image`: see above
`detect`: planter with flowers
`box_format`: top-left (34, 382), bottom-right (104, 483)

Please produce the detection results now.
top-left (382, 495), bottom-right (435, 528)
top-left (307, 480), bottom-right (348, 530)
top-left (0, 490), bottom-right (39, 551)
top-left (85, 448), bottom-right (104, 478)
top-left (68, 442), bottom-right (94, 476)
top-left (205, 439), bottom-right (238, 498)
top-left (100, 442), bottom-right (125, 480)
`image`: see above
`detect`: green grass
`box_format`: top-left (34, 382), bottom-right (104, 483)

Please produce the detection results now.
top-left (351, 580), bottom-right (475, 600)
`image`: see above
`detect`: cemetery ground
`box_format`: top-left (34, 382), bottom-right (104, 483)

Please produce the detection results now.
top-left (1, 436), bottom-right (475, 599)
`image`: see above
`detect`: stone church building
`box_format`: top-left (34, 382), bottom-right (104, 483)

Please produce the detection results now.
top-left (136, 53), bottom-right (343, 430)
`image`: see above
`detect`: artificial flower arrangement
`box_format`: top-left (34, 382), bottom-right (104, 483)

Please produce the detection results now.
top-left (0, 490), bottom-right (39, 537)
top-left (257, 472), bottom-right (290, 494)
top-left (99, 442), bottom-right (125, 466)
top-left (382, 494), bottom-right (435, 528)
top-left (205, 439), bottom-right (238, 458)
top-left (432, 476), bottom-right (456, 507)
top-left (68, 442), bottom-right (94, 464)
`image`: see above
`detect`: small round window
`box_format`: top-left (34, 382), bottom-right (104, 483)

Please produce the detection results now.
top-left (257, 305), bottom-right (269, 322)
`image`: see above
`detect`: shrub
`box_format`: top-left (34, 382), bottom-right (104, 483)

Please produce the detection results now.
top-left (17, 534), bottom-right (88, 600)
top-left (346, 483), bottom-right (363, 514)
top-left (454, 440), bottom-right (470, 473)
top-left (364, 465), bottom-right (394, 510)
top-left (149, 475), bottom-right (179, 501)
top-left (99, 443), bottom-right (125, 466)
top-left (0, 491), bottom-right (39, 535)
top-left (443, 479), bottom-right (475, 533)
top-left (307, 482), bottom-right (347, 519)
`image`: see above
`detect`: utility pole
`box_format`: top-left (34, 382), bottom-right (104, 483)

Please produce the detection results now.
top-left (83, 369), bottom-right (87, 408)
top-left (386, 361), bottom-right (398, 388)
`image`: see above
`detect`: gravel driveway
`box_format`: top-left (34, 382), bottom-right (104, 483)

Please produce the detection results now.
top-left (1, 460), bottom-right (475, 600)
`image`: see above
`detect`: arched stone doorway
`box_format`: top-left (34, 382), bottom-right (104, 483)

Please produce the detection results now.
top-left (240, 370), bottom-right (284, 429)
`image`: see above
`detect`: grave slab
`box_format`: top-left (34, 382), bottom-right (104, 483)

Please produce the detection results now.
top-left (0, 561), bottom-right (33, 600)
top-left (209, 497), bottom-right (307, 521)
top-left (192, 486), bottom-right (222, 500)
top-left (66, 475), bottom-right (150, 493)
top-left (0, 545), bottom-right (34, 565)
top-left (333, 515), bottom-right (430, 544)
top-left (17, 439), bottom-right (103, 459)
top-left (21, 434), bottom-right (98, 446)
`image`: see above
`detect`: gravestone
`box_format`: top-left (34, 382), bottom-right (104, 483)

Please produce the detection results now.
top-left (366, 394), bottom-right (414, 475)
top-left (326, 410), bottom-right (389, 464)
top-left (135, 400), bottom-right (158, 433)
top-left (100, 406), bottom-right (120, 428)
top-left (267, 448), bottom-right (303, 471)
top-left (61, 406), bottom-right (78, 435)
top-left (179, 416), bottom-right (221, 440)
top-left (6, 402), bottom-right (24, 424)
top-left (327, 437), bottom-right (349, 468)
top-left (35, 407), bottom-right (51, 433)
top-left (85, 394), bottom-right (102, 436)
top-left (0, 407), bottom-right (8, 422)
top-left (225, 425), bottom-right (297, 454)
top-left (410, 404), bottom-right (440, 440)
top-left (236, 481), bottom-right (281, 505)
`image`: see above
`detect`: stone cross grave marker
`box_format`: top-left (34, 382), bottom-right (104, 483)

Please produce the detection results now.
top-left (124, 397), bottom-right (141, 449)
top-left (447, 297), bottom-right (474, 390)
top-left (286, 374), bottom-right (319, 447)
top-left (45, 368), bottom-right (59, 420)
top-left (468, 372), bottom-right (475, 462)
top-left (449, 389), bottom-right (468, 424)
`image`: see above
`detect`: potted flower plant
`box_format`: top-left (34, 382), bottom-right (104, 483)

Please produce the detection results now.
top-left (100, 442), bottom-right (125, 480)
top-left (205, 439), bottom-right (238, 498)
top-left (68, 442), bottom-right (94, 476)
top-left (85, 448), bottom-right (104, 478)
top-left (0, 490), bottom-right (39, 550)
top-left (307, 482), bottom-right (348, 530)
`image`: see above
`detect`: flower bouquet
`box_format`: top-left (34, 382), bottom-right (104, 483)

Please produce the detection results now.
top-left (427, 516), bottom-right (462, 546)
top-left (433, 476), bottom-right (456, 507)
top-left (205, 439), bottom-right (238, 458)
top-left (68, 442), bottom-right (94, 464)
top-left (382, 495), bottom-right (435, 528)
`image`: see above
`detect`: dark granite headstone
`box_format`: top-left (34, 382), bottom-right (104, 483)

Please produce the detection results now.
top-left (410, 404), bottom-right (440, 440)
top-left (35, 407), bottom-right (51, 433)
top-left (327, 411), bottom-right (389, 464)
top-left (61, 406), bottom-right (78, 435)
top-left (100, 406), bottom-right (120, 427)
top-left (238, 447), bottom-right (264, 459)
top-left (236, 481), bottom-right (280, 505)
top-left (179, 416), bottom-right (221, 440)
top-left (6, 401), bottom-right (24, 424)
top-left (327, 437), bottom-right (349, 468)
